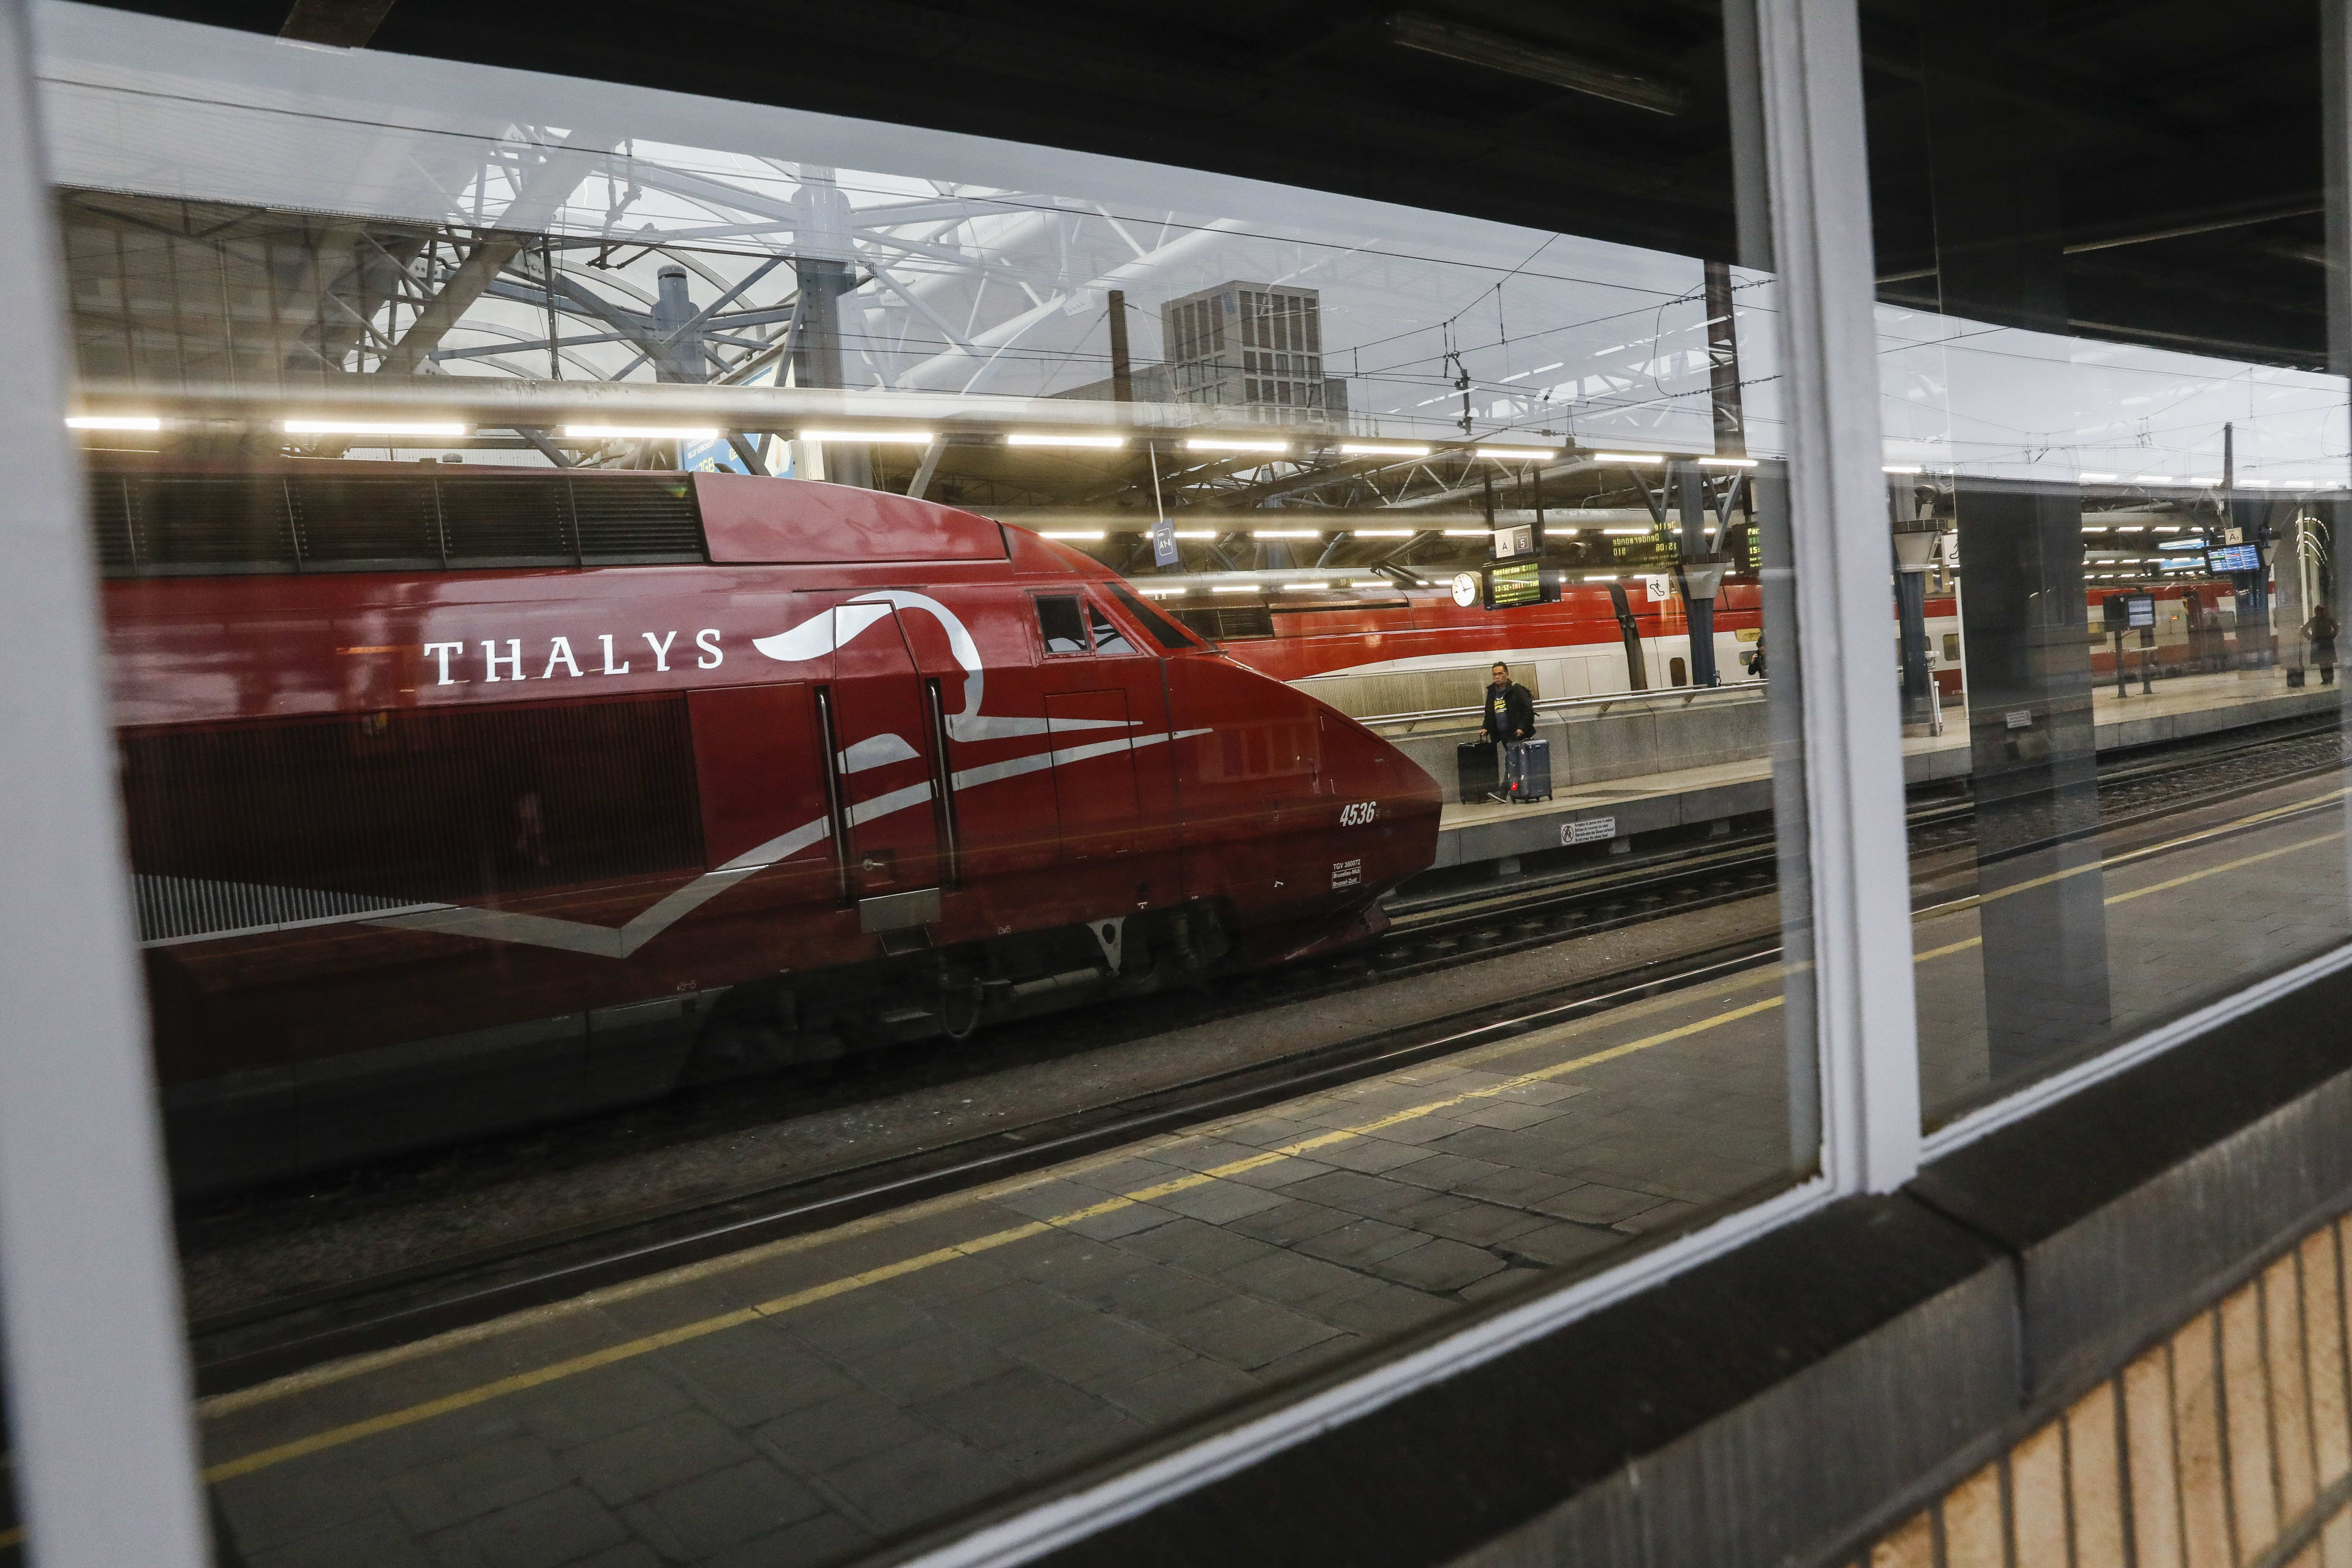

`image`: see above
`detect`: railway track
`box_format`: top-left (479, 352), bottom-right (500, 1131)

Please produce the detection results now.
top-left (179, 711), bottom-right (2346, 1394)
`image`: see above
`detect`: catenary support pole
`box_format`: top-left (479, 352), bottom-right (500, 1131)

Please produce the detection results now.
top-left (0, 2), bottom-right (211, 1561)
top-left (1752, 0), bottom-right (1923, 1192)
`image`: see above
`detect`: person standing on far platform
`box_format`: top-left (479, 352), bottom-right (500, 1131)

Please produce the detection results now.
top-left (1484, 662), bottom-right (1534, 745)
top-left (2307, 603), bottom-right (2337, 685)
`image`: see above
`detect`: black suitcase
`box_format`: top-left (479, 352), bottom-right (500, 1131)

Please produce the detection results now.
top-left (1502, 739), bottom-right (1552, 802)
top-left (1456, 741), bottom-right (1499, 804)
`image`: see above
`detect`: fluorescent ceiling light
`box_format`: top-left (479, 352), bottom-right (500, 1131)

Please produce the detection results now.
top-left (1280, 582), bottom-right (1331, 590)
top-left (2132, 474), bottom-right (2174, 483)
top-left (1006, 432), bottom-right (1126, 448)
top-left (1340, 442), bottom-right (1432, 457)
top-left (1187, 438), bottom-right (1290, 454)
top-left (1210, 584), bottom-right (1257, 594)
top-left (1251, 530), bottom-right (1322, 538)
top-left (564, 424), bottom-right (717, 440)
top-left (1172, 530), bottom-right (1218, 540)
top-left (800, 428), bottom-right (936, 443)
top-left (1350, 529), bottom-right (1417, 538)
top-left (1583, 573), bottom-right (1621, 581)
top-left (1385, 12), bottom-right (1686, 115)
top-left (1136, 586), bottom-right (1185, 595)
top-left (2079, 471), bottom-right (2120, 482)
top-left (286, 419), bottom-right (467, 437)
top-left (1882, 464), bottom-right (1923, 475)
top-left (1603, 527), bottom-right (1649, 535)
top-left (1039, 530), bottom-right (1105, 541)
top-left (2154, 526), bottom-right (2184, 532)
top-left (1349, 580), bottom-right (1388, 588)
top-left (1477, 444), bottom-right (1558, 461)
top-left (1697, 456), bottom-right (1758, 469)
top-left (1442, 529), bottom-right (1489, 537)
top-left (2187, 475), bottom-right (2220, 484)
top-left (66, 415), bottom-right (161, 431)
top-left (1595, 452), bottom-right (1666, 464)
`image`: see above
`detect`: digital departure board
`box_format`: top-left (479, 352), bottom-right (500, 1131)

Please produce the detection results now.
top-left (1484, 560), bottom-right (1550, 609)
top-left (2207, 543), bottom-right (2261, 574)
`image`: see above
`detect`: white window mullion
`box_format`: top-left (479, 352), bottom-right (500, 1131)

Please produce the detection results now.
top-left (1755, 0), bottom-right (1924, 1193)
top-left (0, 1), bottom-right (211, 1562)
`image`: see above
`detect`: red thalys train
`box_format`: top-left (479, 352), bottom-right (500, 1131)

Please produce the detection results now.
top-left (100, 461), bottom-right (1441, 1194)
top-left (1185, 578), bottom-right (2242, 705)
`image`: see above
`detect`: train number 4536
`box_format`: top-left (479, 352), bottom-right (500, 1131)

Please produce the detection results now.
top-left (1338, 800), bottom-right (1380, 826)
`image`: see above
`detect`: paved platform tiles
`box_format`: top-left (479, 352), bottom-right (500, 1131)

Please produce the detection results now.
top-left (1914, 769), bottom-right (2352, 1118)
top-left (199, 976), bottom-right (1807, 1567)
top-left (194, 761), bottom-right (2350, 1568)
top-left (1434, 668), bottom-right (2340, 870)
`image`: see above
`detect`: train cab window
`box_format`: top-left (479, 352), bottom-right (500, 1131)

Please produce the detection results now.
top-left (1107, 582), bottom-right (1200, 650)
top-left (1035, 595), bottom-right (1088, 653)
top-left (1086, 600), bottom-right (1137, 655)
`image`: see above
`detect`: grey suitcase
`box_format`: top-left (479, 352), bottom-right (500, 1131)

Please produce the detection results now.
top-left (1502, 739), bottom-right (1551, 802)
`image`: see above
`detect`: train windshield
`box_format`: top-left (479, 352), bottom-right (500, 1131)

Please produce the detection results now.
top-left (1109, 581), bottom-right (1200, 650)
top-left (1087, 600), bottom-right (1137, 655)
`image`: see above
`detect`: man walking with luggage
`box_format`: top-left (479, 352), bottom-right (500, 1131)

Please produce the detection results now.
top-left (1484, 662), bottom-right (1534, 745)
top-left (1478, 662), bottom-right (1550, 803)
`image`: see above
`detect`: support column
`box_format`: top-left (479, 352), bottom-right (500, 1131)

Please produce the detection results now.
top-left (1674, 459), bottom-right (1721, 685)
top-left (1108, 288), bottom-right (1134, 404)
top-left (793, 255), bottom-right (870, 490)
top-left (1925, 0), bottom-right (2109, 1083)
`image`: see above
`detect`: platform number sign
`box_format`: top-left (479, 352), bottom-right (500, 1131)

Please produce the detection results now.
top-left (1151, 516), bottom-right (1178, 567)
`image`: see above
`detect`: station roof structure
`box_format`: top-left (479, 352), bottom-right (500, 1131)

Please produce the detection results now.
top-left (81, 0), bottom-right (2328, 369)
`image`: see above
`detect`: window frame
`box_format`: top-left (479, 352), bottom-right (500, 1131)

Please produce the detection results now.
top-left (14, 0), bottom-right (2334, 1559)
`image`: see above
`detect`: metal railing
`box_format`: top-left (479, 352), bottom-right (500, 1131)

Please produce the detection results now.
top-left (1354, 678), bottom-right (1769, 735)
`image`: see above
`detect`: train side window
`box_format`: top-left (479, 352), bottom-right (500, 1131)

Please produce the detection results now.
top-left (1087, 600), bottom-right (1137, 655)
top-left (1035, 595), bottom-right (1088, 654)
top-left (1107, 582), bottom-right (1199, 650)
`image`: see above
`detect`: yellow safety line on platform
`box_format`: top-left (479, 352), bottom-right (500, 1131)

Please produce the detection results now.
top-left (1937, 786), bottom-right (2347, 916)
top-left (198, 971), bottom-right (1787, 1424)
top-left (202, 994), bottom-right (1787, 1483)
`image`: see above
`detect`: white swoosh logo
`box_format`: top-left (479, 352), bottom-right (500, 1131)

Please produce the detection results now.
top-left (754, 591), bottom-right (1132, 741)
top-left (329, 727), bottom-right (1211, 959)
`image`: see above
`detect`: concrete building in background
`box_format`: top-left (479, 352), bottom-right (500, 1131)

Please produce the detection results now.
top-left (1162, 281), bottom-right (1348, 421)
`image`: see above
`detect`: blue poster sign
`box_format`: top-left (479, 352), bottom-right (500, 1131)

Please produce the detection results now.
top-left (1152, 516), bottom-right (1178, 567)
top-left (680, 435), bottom-right (748, 475)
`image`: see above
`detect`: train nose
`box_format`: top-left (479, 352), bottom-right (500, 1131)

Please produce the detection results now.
top-left (1320, 710), bottom-right (1443, 894)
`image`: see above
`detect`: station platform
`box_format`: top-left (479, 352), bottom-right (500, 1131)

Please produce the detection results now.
top-left (188, 755), bottom-right (2352, 1567)
top-left (1433, 669), bottom-right (2340, 871)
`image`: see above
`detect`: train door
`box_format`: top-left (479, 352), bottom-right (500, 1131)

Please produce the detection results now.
top-left (686, 682), bottom-right (835, 903)
top-left (810, 598), bottom-right (944, 923)
top-left (1029, 590), bottom-right (1177, 872)
top-left (1045, 688), bottom-right (1140, 859)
